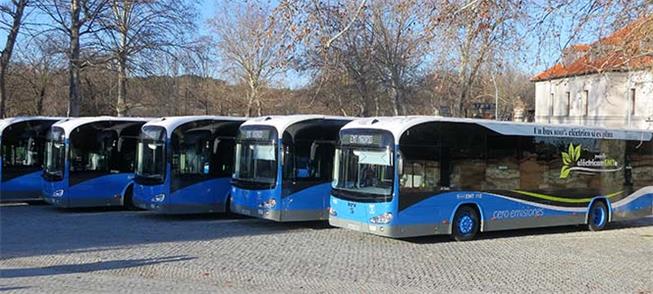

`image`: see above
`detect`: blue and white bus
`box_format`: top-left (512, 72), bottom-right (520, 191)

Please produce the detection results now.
top-left (42, 117), bottom-right (151, 208)
top-left (328, 117), bottom-right (653, 240)
top-left (1, 117), bottom-right (62, 202)
top-left (230, 115), bottom-right (352, 221)
top-left (132, 116), bottom-right (246, 214)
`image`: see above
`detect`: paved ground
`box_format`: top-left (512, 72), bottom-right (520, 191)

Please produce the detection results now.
top-left (0, 203), bottom-right (652, 293)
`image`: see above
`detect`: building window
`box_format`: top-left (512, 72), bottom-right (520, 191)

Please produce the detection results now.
top-left (565, 92), bottom-right (571, 116)
top-left (630, 88), bottom-right (636, 116)
top-left (549, 93), bottom-right (554, 116)
top-left (582, 90), bottom-right (589, 117)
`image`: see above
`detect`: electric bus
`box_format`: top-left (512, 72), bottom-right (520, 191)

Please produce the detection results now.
top-left (328, 116), bottom-right (653, 240)
top-left (1, 116), bottom-right (62, 202)
top-left (131, 116), bottom-right (246, 214)
top-left (230, 115), bottom-right (352, 221)
top-left (42, 117), bottom-right (151, 208)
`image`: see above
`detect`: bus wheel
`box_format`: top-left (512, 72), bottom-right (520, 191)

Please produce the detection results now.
top-left (452, 206), bottom-right (480, 241)
top-left (588, 201), bottom-right (608, 231)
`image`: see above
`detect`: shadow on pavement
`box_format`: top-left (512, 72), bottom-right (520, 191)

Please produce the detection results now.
top-left (403, 216), bottom-right (653, 244)
top-left (0, 255), bottom-right (195, 279)
top-left (0, 286), bottom-right (32, 292)
top-left (0, 205), bottom-right (334, 261)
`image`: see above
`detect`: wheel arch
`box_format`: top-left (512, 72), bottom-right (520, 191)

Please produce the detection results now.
top-left (120, 181), bottom-right (135, 206)
top-left (587, 197), bottom-right (612, 224)
top-left (449, 202), bottom-right (485, 233)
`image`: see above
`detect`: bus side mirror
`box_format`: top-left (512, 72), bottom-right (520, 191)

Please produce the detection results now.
top-left (213, 139), bottom-right (220, 154)
top-left (397, 152), bottom-right (404, 175)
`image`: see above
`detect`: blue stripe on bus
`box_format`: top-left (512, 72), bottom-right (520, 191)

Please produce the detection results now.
top-left (330, 191), bottom-right (653, 227)
top-left (0, 170), bottom-right (44, 201)
top-left (43, 173), bottom-right (134, 208)
top-left (231, 182), bottom-right (332, 220)
top-left (133, 177), bottom-right (232, 213)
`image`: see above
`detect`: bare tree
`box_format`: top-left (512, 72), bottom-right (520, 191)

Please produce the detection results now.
top-left (210, 1), bottom-right (291, 117)
top-left (436, 0), bottom-right (526, 117)
top-left (369, 0), bottom-right (436, 116)
top-left (0, 0), bottom-right (29, 118)
top-left (301, 1), bottom-right (380, 116)
top-left (14, 33), bottom-right (66, 114)
top-left (97, 0), bottom-right (197, 116)
top-left (36, 0), bottom-right (109, 116)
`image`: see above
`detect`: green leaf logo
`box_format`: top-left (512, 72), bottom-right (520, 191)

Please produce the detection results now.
top-left (560, 166), bottom-right (571, 179)
top-left (562, 152), bottom-right (571, 165)
top-left (560, 143), bottom-right (582, 179)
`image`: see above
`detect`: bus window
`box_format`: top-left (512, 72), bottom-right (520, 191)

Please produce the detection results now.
top-left (233, 127), bottom-right (278, 189)
top-left (486, 135), bottom-right (520, 190)
top-left (399, 145), bottom-right (440, 192)
top-left (627, 139), bottom-right (653, 190)
top-left (1, 123), bottom-right (45, 181)
top-left (441, 124), bottom-right (486, 190)
top-left (213, 137), bottom-right (236, 177)
top-left (283, 139), bottom-right (335, 182)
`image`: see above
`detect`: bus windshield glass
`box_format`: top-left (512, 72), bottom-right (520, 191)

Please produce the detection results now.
top-left (332, 131), bottom-right (394, 200)
top-left (44, 127), bottom-right (65, 180)
top-left (136, 126), bottom-right (166, 183)
top-left (233, 127), bottom-right (278, 189)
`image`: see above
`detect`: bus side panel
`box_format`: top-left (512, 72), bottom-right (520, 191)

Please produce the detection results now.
top-left (611, 187), bottom-right (653, 222)
top-left (395, 192), bottom-right (586, 234)
top-left (65, 173), bottom-right (133, 207)
top-left (281, 182), bottom-right (331, 221)
top-left (0, 170), bottom-right (44, 201)
top-left (163, 177), bottom-right (232, 213)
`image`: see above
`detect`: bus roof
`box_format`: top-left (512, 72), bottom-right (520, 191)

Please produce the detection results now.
top-left (142, 116), bottom-right (247, 138)
top-left (342, 116), bottom-right (653, 142)
top-left (241, 115), bottom-right (353, 139)
top-left (0, 116), bottom-right (65, 136)
top-left (52, 116), bottom-right (153, 138)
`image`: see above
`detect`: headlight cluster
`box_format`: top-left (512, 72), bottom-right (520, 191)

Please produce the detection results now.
top-left (52, 189), bottom-right (64, 198)
top-left (260, 198), bottom-right (276, 209)
top-left (369, 212), bottom-right (393, 224)
top-left (153, 193), bottom-right (166, 202)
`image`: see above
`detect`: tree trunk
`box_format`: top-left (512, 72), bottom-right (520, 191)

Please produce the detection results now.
top-left (116, 55), bottom-right (127, 116)
top-left (246, 80), bottom-right (258, 117)
top-left (36, 86), bottom-right (46, 115)
top-left (0, 66), bottom-right (7, 118)
top-left (68, 0), bottom-right (82, 117)
top-left (116, 20), bottom-right (129, 117)
top-left (0, 0), bottom-right (28, 118)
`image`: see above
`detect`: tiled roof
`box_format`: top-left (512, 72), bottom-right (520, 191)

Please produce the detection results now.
top-left (532, 16), bottom-right (653, 81)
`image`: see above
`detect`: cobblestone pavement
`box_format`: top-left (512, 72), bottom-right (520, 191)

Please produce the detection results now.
top-left (1, 203), bottom-right (652, 293)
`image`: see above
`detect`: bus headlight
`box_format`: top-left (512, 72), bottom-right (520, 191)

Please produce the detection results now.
top-left (52, 189), bottom-right (64, 198)
top-left (260, 199), bottom-right (276, 209)
top-left (328, 207), bottom-right (337, 217)
top-left (370, 212), bottom-right (393, 224)
top-left (153, 193), bottom-right (166, 202)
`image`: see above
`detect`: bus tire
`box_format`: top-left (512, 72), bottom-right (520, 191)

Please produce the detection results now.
top-left (224, 194), bottom-right (232, 214)
top-left (123, 185), bottom-right (137, 211)
top-left (588, 200), bottom-right (608, 232)
top-left (452, 206), bottom-right (480, 241)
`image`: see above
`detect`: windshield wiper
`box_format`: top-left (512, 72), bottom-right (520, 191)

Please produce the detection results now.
top-left (137, 174), bottom-right (162, 179)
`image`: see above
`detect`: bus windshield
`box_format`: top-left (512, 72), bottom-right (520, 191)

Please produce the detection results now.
top-left (136, 126), bottom-right (166, 183)
top-left (233, 127), bottom-right (278, 189)
top-left (332, 146), bottom-right (394, 199)
top-left (44, 127), bottom-right (65, 181)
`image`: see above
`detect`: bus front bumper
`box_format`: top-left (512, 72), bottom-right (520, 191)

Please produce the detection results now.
top-left (231, 203), bottom-right (281, 221)
top-left (329, 216), bottom-right (449, 238)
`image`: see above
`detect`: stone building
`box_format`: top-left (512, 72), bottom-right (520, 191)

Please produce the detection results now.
top-left (532, 17), bottom-right (653, 130)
